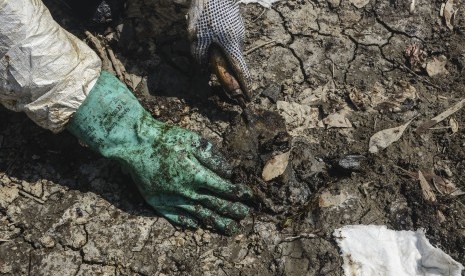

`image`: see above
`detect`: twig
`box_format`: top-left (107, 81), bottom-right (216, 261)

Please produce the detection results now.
top-left (252, 7), bottom-right (267, 22)
top-left (19, 190), bottom-right (45, 204)
top-left (85, 31), bottom-right (113, 73)
top-left (428, 126), bottom-right (451, 130)
top-left (393, 165), bottom-right (417, 178)
top-left (106, 48), bottom-right (126, 82)
top-left (416, 98), bottom-right (465, 134)
top-left (395, 61), bottom-right (439, 95)
top-left (245, 40), bottom-right (276, 55)
top-left (431, 177), bottom-right (444, 195)
top-left (280, 233), bottom-right (317, 243)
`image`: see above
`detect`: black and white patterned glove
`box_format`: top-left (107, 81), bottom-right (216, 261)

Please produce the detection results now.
top-left (188, 0), bottom-right (252, 103)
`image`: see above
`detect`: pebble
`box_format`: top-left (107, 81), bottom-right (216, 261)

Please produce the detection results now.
top-left (40, 235), bottom-right (55, 248)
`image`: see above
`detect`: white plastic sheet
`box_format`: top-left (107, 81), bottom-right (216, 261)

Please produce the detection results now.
top-left (0, 0), bottom-right (101, 132)
top-left (334, 225), bottom-right (464, 276)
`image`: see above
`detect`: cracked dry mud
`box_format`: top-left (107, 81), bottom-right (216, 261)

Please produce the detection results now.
top-left (1, 0), bottom-right (465, 275)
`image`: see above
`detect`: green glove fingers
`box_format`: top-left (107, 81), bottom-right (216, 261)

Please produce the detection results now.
top-left (193, 164), bottom-right (253, 201)
top-left (178, 204), bottom-right (239, 235)
top-left (67, 71), bottom-right (252, 234)
top-left (191, 194), bottom-right (249, 220)
top-left (148, 194), bottom-right (246, 232)
top-left (155, 206), bottom-right (200, 229)
top-left (192, 138), bottom-right (233, 178)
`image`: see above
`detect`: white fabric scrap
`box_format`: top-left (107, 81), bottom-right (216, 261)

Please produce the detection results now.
top-left (239, 0), bottom-right (281, 8)
top-left (334, 225), bottom-right (464, 276)
top-left (0, 0), bottom-right (101, 132)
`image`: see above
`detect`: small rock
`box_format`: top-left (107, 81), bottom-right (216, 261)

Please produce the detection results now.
top-left (70, 229), bottom-right (87, 249)
top-left (450, 118), bottom-right (459, 133)
top-left (0, 185), bottom-right (19, 208)
top-left (337, 155), bottom-right (366, 171)
top-left (202, 232), bottom-right (211, 244)
top-left (262, 84), bottom-right (281, 103)
top-left (175, 236), bottom-right (186, 246)
top-left (0, 263), bottom-right (12, 274)
top-left (235, 234), bottom-right (244, 243)
top-left (349, 0), bottom-right (370, 8)
top-left (194, 230), bottom-right (203, 244)
top-left (327, 0), bottom-right (341, 8)
top-left (39, 235), bottom-right (55, 248)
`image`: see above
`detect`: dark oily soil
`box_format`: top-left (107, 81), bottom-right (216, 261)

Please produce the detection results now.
top-left (0, 0), bottom-right (464, 275)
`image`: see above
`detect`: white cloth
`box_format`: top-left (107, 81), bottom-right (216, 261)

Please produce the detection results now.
top-left (334, 225), bottom-right (464, 276)
top-left (0, 0), bottom-right (101, 132)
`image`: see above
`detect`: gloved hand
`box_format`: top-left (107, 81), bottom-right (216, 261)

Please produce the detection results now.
top-left (67, 71), bottom-right (252, 234)
top-left (188, 0), bottom-right (252, 102)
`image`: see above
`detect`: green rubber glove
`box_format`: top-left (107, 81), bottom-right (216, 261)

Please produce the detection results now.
top-left (66, 71), bottom-right (252, 234)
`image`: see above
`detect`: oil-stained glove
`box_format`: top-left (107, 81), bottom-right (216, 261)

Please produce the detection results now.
top-left (188, 0), bottom-right (252, 104)
top-left (66, 71), bottom-right (252, 234)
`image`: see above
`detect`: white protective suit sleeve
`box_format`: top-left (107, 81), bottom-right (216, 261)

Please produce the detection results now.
top-left (0, 0), bottom-right (102, 133)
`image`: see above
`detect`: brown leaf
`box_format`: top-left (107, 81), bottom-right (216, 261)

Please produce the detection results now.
top-left (418, 171), bottom-right (436, 202)
top-left (431, 174), bottom-right (465, 196)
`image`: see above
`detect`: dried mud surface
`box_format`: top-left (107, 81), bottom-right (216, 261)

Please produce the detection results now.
top-left (1, 0), bottom-right (465, 275)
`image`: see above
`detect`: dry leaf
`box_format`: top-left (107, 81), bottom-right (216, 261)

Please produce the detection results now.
top-left (369, 121), bottom-right (411, 153)
top-left (405, 44), bottom-right (427, 72)
top-left (426, 55), bottom-right (448, 76)
top-left (418, 171), bottom-right (436, 202)
top-left (323, 111), bottom-right (353, 128)
top-left (277, 101), bottom-right (320, 136)
top-left (432, 174), bottom-right (465, 196)
top-left (360, 81), bottom-right (418, 113)
top-left (416, 99), bottom-right (465, 133)
top-left (298, 83), bottom-right (332, 106)
top-left (262, 151), bottom-right (291, 181)
top-left (437, 210), bottom-right (446, 223)
top-left (450, 118), bottom-right (459, 133)
top-left (348, 87), bottom-right (369, 111)
top-left (442, 0), bottom-right (457, 30)
top-left (410, 0), bottom-right (416, 13)
top-left (319, 191), bottom-right (356, 208)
